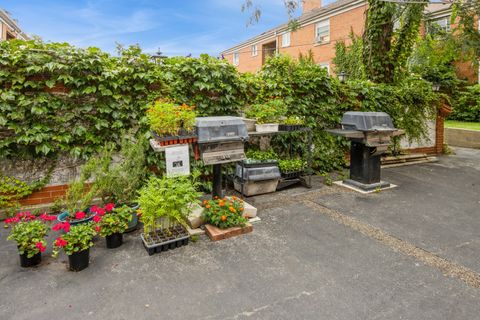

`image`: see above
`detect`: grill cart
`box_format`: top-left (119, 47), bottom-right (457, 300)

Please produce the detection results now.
top-left (328, 112), bottom-right (404, 191)
top-left (196, 116), bottom-right (248, 198)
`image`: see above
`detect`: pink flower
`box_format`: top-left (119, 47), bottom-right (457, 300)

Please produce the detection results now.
top-left (75, 211), bottom-right (86, 220)
top-left (93, 215), bottom-right (102, 223)
top-left (54, 237), bottom-right (67, 247)
top-left (96, 208), bottom-right (106, 216)
top-left (5, 217), bottom-right (19, 225)
top-left (104, 203), bottom-right (115, 212)
top-left (35, 242), bottom-right (46, 253)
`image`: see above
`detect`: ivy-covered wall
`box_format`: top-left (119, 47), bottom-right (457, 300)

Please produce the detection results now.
top-left (0, 40), bottom-right (440, 179)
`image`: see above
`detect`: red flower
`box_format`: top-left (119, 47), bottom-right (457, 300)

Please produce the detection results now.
top-left (104, 203), bottom-right (115, 212)
top-left (39, 213), bottom-right (56, 221)
top-left (35, 242), bottom-right (46, 253)
top-left (95, 225), bottom-right (101, 232)
top-left (75, 211), bottom-right (86, 220)
top-left (5, 217), bottom-right (19, 225)
top-left (63, 222), bottom-right (70, 233)
top-left (54, 237), bottom-right (67, 247)
top-left (96, 208), bottom-right (106, 216)
top-left (52, 223), bottom-right (63, 231)
top-left (93, 215), bottom-right (102, 223)
top-left (90, 205), bottom-right (99, 213)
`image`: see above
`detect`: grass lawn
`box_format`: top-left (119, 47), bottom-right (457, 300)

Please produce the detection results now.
top-left (445, 120), bottom-right (480, 131)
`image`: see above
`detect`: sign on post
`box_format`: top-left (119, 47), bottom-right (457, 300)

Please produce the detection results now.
top-left (165, 144), bottom-right (190, 177)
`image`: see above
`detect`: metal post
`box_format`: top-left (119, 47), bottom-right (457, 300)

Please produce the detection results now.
top-left (212, 164), bottom-right (223, 198)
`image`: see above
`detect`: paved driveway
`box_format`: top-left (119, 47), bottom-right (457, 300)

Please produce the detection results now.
top-left (0, 148), bottom-right (479, 320)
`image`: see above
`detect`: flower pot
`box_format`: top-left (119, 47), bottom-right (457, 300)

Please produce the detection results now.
top-left (242, 118), bottom-right (256, 132)
top-left (125, 204), bottom-right (139, 233)
top-left (255, 123), bottom-right (279, 133)
top-left (68, 249), bottom-right (90, 272)
top-left (57, 211), bottom-right (94, 226)
top-left (19, 252), bottom-right (41, 268)
top-left (106, 233), bottom-right (123, 249)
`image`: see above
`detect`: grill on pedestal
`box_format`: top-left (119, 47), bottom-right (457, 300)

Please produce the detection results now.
top-left (196, 117), bottom-right (248, 197)
top-left (328, 112), bottom-right (404, 191)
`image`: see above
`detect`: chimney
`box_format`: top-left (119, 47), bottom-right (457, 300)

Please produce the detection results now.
top-left (302, 0), bottom-right (322, 14)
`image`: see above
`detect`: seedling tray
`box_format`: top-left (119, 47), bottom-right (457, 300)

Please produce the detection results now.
top-left (238, 159), bottom-right (278, 168)
top-left (281, 170), bottom-right (304, 179)
top-left (279, 124), bottom-right (304, 132)
top-left (141, 225), bottom-right (190, 256)
top-left (152, 131), bottom-right (198, 146)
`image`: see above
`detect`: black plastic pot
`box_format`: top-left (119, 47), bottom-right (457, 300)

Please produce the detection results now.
top-left (68, 249), bottom-right (89, 272)
top-left (19, 252), bottom-right (41, 268)
top-left (106, 233), bottom-right (123, 249)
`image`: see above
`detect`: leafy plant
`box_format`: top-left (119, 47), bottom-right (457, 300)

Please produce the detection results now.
top-left (94, 205), bottom-right (132, 237)
top-left (278, 159), bottom-right (305, 173)
top-left (6, 212), bottom-right (56, 257)
top-left (245, 99), bottom-right (287, 124)
top-left (245, 149), bottom-right (278, 161)
top-left (282, 116), bottom-right (304, 125)
top-left (147, 101), bottom-right (196, 136)
top-left (450, 85), bottom-right (480, 122)
top-left (95, 135), bottom-right (148, 205)
top-left (136, 174), bottom-right (201, 234)
top-left (202, 196), bottom-right (247, 229)
top-left (52, 222), bottom-right (97, 257)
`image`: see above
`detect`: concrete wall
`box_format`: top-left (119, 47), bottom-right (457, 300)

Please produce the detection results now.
top-left (445, 128), bottom-right (480, 149)
top-left (400, 120), bottom-right (436, 149)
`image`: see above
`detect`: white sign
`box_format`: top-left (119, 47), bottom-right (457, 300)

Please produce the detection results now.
top-left (165, 144), bottom-right (190, 177)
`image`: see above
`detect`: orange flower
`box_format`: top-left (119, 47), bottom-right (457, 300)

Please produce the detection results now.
top-left (229, 206), bottom-right (236, 213)
top-left (203, 200), bottom-right (208, 206)
top-left (221, 215), bottom-right (227, 221)
top-left (214, 196), bottom-right (219, 200)
top-left (232, 196), bottom-right (237, 200)
top-left (218, 201), bottom-right (225, 207)
top-left (206, 204), bottom-right (211, 209)
top-left (239, 207), bottom-right (244, 211)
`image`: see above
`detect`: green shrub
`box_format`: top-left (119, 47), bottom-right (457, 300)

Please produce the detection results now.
top-left (450, 85), bottom-right (480, 121)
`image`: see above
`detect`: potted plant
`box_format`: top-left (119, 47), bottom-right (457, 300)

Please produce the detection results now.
top-left (278, 159), bottom-right (306, 179)
top-left (279, 116), bottom-right (305, 131)
top-left (202, 196), bottom-right (248, 229)
top-left (57, 154), bottom-right (108, 225)
top-left (137, 175), bottom-right (201, 256)
top-left (246, 99), bottom-right (286, 133)
top-left (147, 100), bottom-right (197, 146)
top-left (95, 136), bottom-right (147, 232)
top-left (93, 205), bottom-right (132, 249)
top-left (6, 212), bottom-right (56, 267)
top-left (52, 222), bottom-right (97, 272)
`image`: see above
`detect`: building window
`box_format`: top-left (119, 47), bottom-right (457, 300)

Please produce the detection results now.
top-left (427, 17), bottom-right (451, 35)
top-left (282, 32), bottom-right (291, 47)
top-left (233, 52), bottom-right (240, 66)
top-left (319, 62), bottom-right (330, 75)
top-left (251, 45), bottom-right (258, 57)
top-left (315, 19), bottom-right (330, 44)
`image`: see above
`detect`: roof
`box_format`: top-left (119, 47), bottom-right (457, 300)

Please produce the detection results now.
top-left (221, 0), bottom-right (365, 54)
top-left (0, 8), bottom-right (29, 40)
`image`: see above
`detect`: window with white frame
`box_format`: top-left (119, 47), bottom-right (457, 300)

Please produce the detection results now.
top-left (251, 45), bottom-right (258, 57)
top-left (319, 62), bottom-right (330, 75)
top-left (282, 32), bottom-right (291, 47)
top-left (233, 52), bottom-right (240, 66)
top-left (427, 16), bottom-right (451, 35)
top-left (315, 19), bottom-right (330, 43)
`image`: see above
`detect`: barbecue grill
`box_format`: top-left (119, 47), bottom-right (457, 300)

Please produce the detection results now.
top-left (196, 116), bottom-right (248, 197)
top-left (328, 112), bottom-right (404, 191)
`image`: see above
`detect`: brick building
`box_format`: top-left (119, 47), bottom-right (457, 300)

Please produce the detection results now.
top-left (0, 8), bottom-right (29, 41)
top-left (221, 0), bottom-right (478, 83)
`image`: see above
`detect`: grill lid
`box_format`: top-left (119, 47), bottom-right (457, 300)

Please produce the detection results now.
top-left (196, 116), bottom-right (248, 143)
top-left (341, 112), bottom-right (395, 132)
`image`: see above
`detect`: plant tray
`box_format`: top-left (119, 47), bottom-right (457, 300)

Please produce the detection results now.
top-left (141, 225), bottom-right (190, 256)
top-left (279, 124), bottom-right (304, 132)
top-left (238, 159), bottom-right (278, 168)
top-left (281, 170), bottom-right (304, 179)
top-left (152, 131), bottom-right (198, 146)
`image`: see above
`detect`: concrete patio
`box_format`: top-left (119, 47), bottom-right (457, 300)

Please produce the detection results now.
top-left (1, 148), bottom-right (479, 320)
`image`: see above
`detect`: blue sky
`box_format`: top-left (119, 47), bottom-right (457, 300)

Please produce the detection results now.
top-left (0, 0), bottom-right (333, 56)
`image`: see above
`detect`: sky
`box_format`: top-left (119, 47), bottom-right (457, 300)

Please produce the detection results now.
top-left (0, 0), bottom-right (334, 57)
